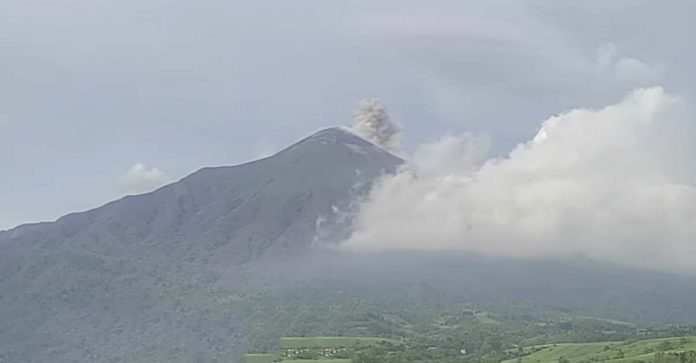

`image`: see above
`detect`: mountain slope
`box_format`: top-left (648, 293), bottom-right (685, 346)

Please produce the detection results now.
top-left (0, 127), bottom-right (402, 265)
top-left (0, 127), bottom-right (404, 362)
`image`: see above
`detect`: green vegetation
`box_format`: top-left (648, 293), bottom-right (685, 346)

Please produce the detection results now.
top-left (344, 336), bottom-right (696, 363)
top-left (503, 336), bottom-right (696, 363)
top-left (281, 337), bottom-right (397, 349)
top-left (5, 248), bottom-right (696, 362)
top-left (245, 354), bottom-right (279, 363)
top-left (247, 336), bottom-right (393, 363)
top-left (250, 334), bottom-right (696, 363)
top-left (655, 351), bottom-right (696, 363)
top-left (245, 325), bottom-right (696, 363)
top-left (239, 278), bottom-right (696, 363)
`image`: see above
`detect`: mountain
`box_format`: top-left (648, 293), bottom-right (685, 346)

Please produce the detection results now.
top-left (3, 127), bottom-right (696, 363)
top-left (0, 127), bottom-right (402, 266)
top-left (0, 127), bottom-right (405, 362)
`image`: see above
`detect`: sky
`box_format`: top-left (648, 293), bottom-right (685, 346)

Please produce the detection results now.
top-left (1, 0), bottom-right (695, 231)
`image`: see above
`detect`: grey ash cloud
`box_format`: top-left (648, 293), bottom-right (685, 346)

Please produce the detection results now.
top-left (349, 98), bottom-right (402, 153)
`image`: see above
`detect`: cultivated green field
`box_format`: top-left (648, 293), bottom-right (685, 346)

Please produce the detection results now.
top-left (280, 337), bottom-right (397, 349)
top-left (245, 353), bottom-right (279, 363)
top-left (246, 336), bottom-right (397, 363)
top-left (505, 336), bottom-right (696, 363)
top-left (282, 360), bottom-right (351, 363)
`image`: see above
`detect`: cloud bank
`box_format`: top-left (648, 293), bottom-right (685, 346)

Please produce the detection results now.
top-left (350, 98), bottom-right (402, 152)
top-left (120, 163), bottom-right (169, 194)
top-left (346, 87), bottom-right (696, 274)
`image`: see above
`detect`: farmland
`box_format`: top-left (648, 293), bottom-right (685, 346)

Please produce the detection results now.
top-left (245, 354), bottom-right (280, 363)
top-left (246, 336), bottom-right (393, 363)
top-left (280, 337), bottom-right (398, 349)
top-left (247, 334), bottom-right (696, 363)
top-left (505, 336), bottom-right (696, 363)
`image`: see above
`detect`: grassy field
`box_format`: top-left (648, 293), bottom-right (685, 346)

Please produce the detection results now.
top-left (280, 337), bottom-right (397, 349)
top-left (504, 336), bottom-right (696, 363)
top-left (246, 354), bottom-right (353, 363)
top-left (281, 360), bottom-right (351, 363)
top-left (247, 336), bottom-right (396, 363)
top-left (245, 353), bottom-right (279, 363)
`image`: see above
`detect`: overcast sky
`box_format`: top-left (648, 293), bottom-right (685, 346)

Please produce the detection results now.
top-left (1, 0), bottom-right (695, 230)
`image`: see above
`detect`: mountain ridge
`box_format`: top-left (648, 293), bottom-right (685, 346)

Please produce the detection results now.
top-left (0, 127), bottom-right (403, 263)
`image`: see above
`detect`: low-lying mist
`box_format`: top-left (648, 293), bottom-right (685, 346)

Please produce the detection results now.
top-left (237, 249), bottom-right (696, 324)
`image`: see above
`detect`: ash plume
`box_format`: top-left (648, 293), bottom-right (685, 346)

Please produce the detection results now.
top-left (350, 98), bottom-right (402, 152)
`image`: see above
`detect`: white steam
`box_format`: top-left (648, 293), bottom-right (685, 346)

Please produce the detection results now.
top-left (412, 133), bottom-right (491, 177)
top-left (350, 98), bottom-right (402, 152)
top-left (346, 87), bottom-right (696, 274)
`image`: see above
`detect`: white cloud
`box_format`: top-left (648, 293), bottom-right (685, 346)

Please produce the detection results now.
top-left (120, 163), bottom-right (169, 194)
top-left (596, 43), bottom-right (661, 83)
top-left (614, 58), bottom-right (660, 82)
top-left (412, 133), bottom-right (490, 176)
top-left (346, 87), bottom-right (696, 274)
top-left (349, 98), bottom-right (402, 152)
